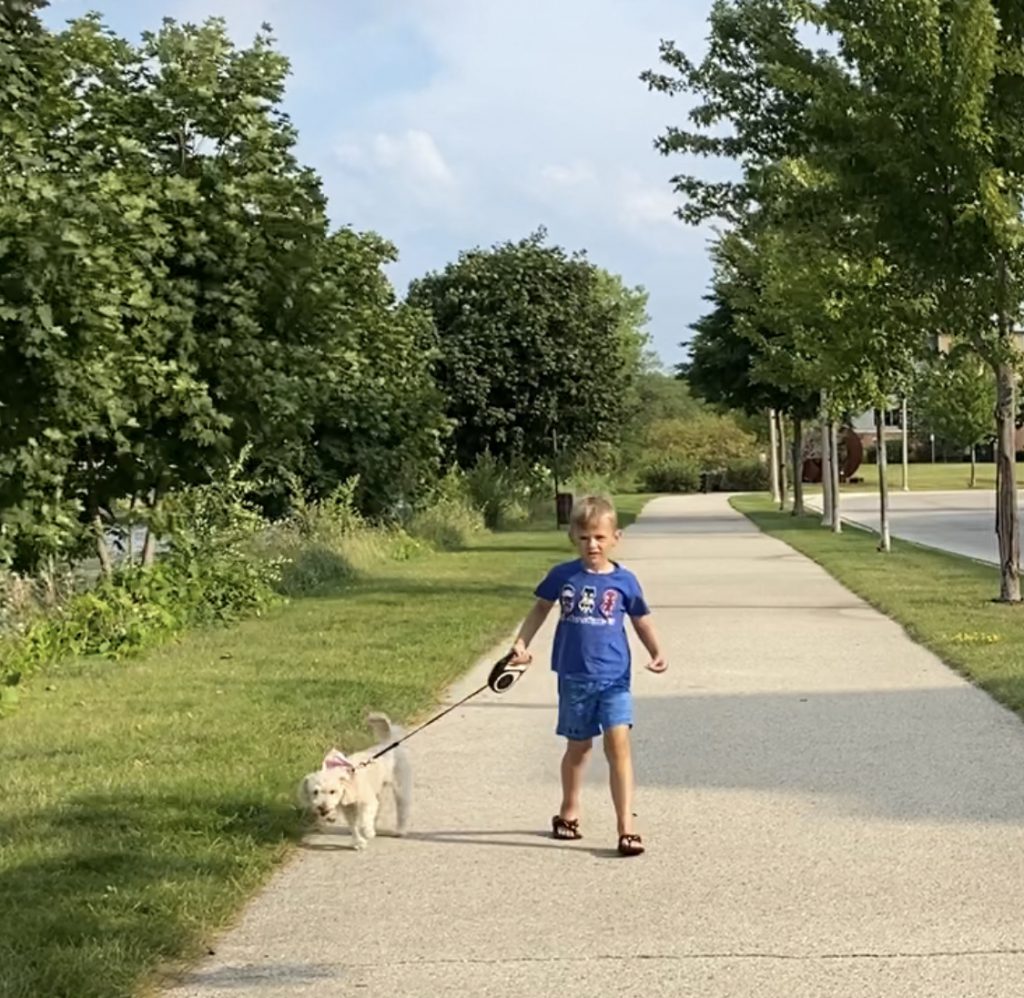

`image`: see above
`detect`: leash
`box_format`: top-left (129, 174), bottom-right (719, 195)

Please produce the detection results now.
top-left (358, 651), bottom-right (526, 768)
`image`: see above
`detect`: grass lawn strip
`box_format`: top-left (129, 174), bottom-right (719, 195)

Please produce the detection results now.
top-left (841, 461), bottom-right (1017, 492)
top-left (732, 495), bottom-right (1024, 722)
top-left (0, 495), bottom-right (657, 998)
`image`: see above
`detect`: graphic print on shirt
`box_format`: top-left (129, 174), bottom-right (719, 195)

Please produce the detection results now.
top-left (600, 588), bottom-right (619, 618)
top-left (578, 585), bottom-right (597, 615)
top-left (559, 584), bottom-right (576, 617)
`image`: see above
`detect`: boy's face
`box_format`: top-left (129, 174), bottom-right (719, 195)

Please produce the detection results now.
top-left (571, 514), bottom-right (621, 569)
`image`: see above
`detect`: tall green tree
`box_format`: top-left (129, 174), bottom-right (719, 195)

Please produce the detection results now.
top-left (645, 0), bottom-right (1022, 580)
top-left (798, 0), bottom-right (1024, 594)
top-left (914, 349), bottom-right (997, 487)
top-left (407, 231), bottom-right (648, 470)
top-left (0, 10), bottom-right (448, 568)
top-left (297, 229), bottom-right (447, 516)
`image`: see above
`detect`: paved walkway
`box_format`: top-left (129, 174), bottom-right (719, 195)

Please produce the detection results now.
top-left (161, 495), bottom-right (1024, 998)
top-left (808, 489), bottom-right (1014, 565)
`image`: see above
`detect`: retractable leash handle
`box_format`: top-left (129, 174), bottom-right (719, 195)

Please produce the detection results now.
top-left (487, 649), bottom-right (527, 693)
top-left (365, 650), bottom-right (527, 765)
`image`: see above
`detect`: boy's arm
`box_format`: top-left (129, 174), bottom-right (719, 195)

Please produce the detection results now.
top-left (630, 614), bottom-right (667, 673)
top-left (510, 598), bottom-right (555, 664)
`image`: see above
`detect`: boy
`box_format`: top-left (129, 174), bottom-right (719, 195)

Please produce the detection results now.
top-left (509, 495), bottom-right (666, 856)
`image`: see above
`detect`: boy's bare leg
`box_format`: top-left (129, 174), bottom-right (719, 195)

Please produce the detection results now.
top-left (603, 725), bottom-right (635, 836)
top-left (560, 738), bottom-right (593, 821)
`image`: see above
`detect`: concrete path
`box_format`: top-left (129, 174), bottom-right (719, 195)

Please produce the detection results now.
top-left (161, 495), bottom-right (1024, 998)
top-left (808, 489), bottom-right (1014, 565)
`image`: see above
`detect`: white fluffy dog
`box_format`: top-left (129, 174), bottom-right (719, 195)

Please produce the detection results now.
top-left (298, 712), bottom-right (411, 850)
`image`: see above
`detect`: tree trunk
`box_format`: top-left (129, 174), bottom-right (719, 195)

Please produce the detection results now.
top-left (970, 445), bottom-right (977, 489)
top-left (820, 417), bottom-right (833, 527)
top-left (142, 487), bottom-right (160, 568)
top-left (776, 410), bottom-right (788, 510)
top-left (791, 417), bottom-right (805, 516)
top-left (994, 360), bottom-right (1020, 602)
top-left (901, 397), bottom-right (910, 492)
top-left (768, 408), bottom-right (781, 504)
top-left (126, 494), bottom-right (138, 566)
top-left (875, 408), bottom-right (891, 553)
top-left (830, 420), bottom-right (842, 534)
top-left (142, 529), bottom-right (158, 568)
top-left (93, 511), bottom-right (113, 577)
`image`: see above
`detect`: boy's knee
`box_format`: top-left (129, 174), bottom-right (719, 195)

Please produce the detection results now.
top-left (602, 725), bottom-right (632, 758)
top-left (565, 738), bottom-right (593, 760)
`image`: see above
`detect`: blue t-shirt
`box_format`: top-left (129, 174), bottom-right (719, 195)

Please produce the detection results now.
top-left (535, 560), bottom-right (650, 681)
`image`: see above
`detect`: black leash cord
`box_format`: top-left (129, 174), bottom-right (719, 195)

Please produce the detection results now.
top-left (359, 651), bottom-right (519, 768)
top-left (363, 682), bottom-right (489, 766)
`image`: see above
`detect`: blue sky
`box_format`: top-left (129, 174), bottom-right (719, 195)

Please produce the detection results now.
top-left (43, 0), bottom-right (722, 368)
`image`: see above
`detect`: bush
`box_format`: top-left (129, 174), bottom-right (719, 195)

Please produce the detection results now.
top-left (464, 453), bottom-right (550, 529)
top-left (644, 414), bottom-right (758, 468)
top-left (400, 469), bottom-right (484, 550)
top-left (718, 459), bottom-right (770, 492)
top-left (0, 551), bottom-right (281, 697)
top-left (257, 476), bottom-right (433, 597)
top-left (1, 470), bottom-right (282, 699)
top-left (637, 457), bottom-right (701, 493)
top-left (408, 497), bottom-right (483, 550)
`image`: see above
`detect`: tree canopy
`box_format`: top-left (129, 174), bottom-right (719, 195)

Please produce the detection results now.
top-left (407, 231), bottom-right (649, 470)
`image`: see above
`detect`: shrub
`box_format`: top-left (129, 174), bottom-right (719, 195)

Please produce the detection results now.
top-left (464, 453), bottom-right (550, 529)
top-left (1, 470), bottom-right (282, 699)
top-left (637, 458), bottom-right (701, 494)
top-left (258, 476), bottom-right (433, 597)
top-left (408, 497), bottom-right (483, 550)
top-left (403, 469), bottom-right (484, 550)
top-left (644, 414), bottom-right (759, 468)
top-left (718, 459), bottom-right (770, 492)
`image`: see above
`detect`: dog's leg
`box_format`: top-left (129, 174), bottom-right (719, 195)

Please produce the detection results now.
top-left (355, 796), bottom-right (380, 847)
top-left (339, 803), bottom-right (363, 848)
top-left (393, 751), bottom-right (412, 836)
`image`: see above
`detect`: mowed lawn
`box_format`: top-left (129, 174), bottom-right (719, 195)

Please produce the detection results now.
top-left (0, 496), bottom-right (655, 998)
top-left (842, 461), bottom-right (1017, 492)
top-left (733, 496), bottom-right (1024, 721)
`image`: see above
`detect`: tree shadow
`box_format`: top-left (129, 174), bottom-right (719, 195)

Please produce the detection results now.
top-left (630, 687), bottom-right (1024, 826)
top-left (0, 789), bottom-right (301, 998)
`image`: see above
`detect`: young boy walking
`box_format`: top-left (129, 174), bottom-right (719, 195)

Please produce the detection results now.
top-left (510, 495), bottom-right (666, 856)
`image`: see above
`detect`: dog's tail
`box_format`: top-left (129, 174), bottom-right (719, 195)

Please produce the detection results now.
top-left (366, 711), bottom-right (403, 745)
top-left (367, 712), bottom-right (412, 835)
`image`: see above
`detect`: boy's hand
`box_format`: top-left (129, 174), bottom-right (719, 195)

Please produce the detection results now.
top-left (646, 654), bottom-right (668, 674)
top-left (509, 640), bottom-right (533, 667)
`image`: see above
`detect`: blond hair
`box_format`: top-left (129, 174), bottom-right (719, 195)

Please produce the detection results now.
top-left (569, 494), bottom-right (618, 533)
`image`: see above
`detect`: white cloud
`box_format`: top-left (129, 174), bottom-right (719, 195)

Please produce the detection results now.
top-left (619, 181), bottom-right (681, 229)
top-left (316, 0), bottom-right (719, 361)
top-left (336, 129), bottom-right (455, 188)
top-left (376, 130), bottom-right (455, 187)
top-left (538, 162), bottom-right (598, 190)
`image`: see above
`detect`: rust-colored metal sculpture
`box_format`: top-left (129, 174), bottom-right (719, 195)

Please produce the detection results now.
top-left (802, 426), bottom-right (864, 483)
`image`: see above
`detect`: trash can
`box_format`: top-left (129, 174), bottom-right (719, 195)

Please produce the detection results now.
top-left (555, 492), bottom-right (574, 527)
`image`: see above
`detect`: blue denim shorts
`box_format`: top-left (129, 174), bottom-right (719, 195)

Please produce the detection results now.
top-left (556, 674), bottom-right (633, 741)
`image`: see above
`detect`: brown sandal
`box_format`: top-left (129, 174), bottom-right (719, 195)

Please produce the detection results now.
top-left (618, 833), bottom-right (645, 856)
top-left (551, 815), bottom-right (582, 840)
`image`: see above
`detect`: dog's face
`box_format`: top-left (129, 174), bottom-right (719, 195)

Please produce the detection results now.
top-left (299, 750), bottom-right (356, 821)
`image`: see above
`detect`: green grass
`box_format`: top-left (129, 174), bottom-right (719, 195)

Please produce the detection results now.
top-left (499, 492), bottom-right (659, 533)
top-left (843, 461), bottom-right (1014, 492)
top-left (0, 497), bottom-right (655, 998)
top-left (732, 495), bottom-right (1024, 718)
top-left (612, 492), bottom-right (659, 528)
